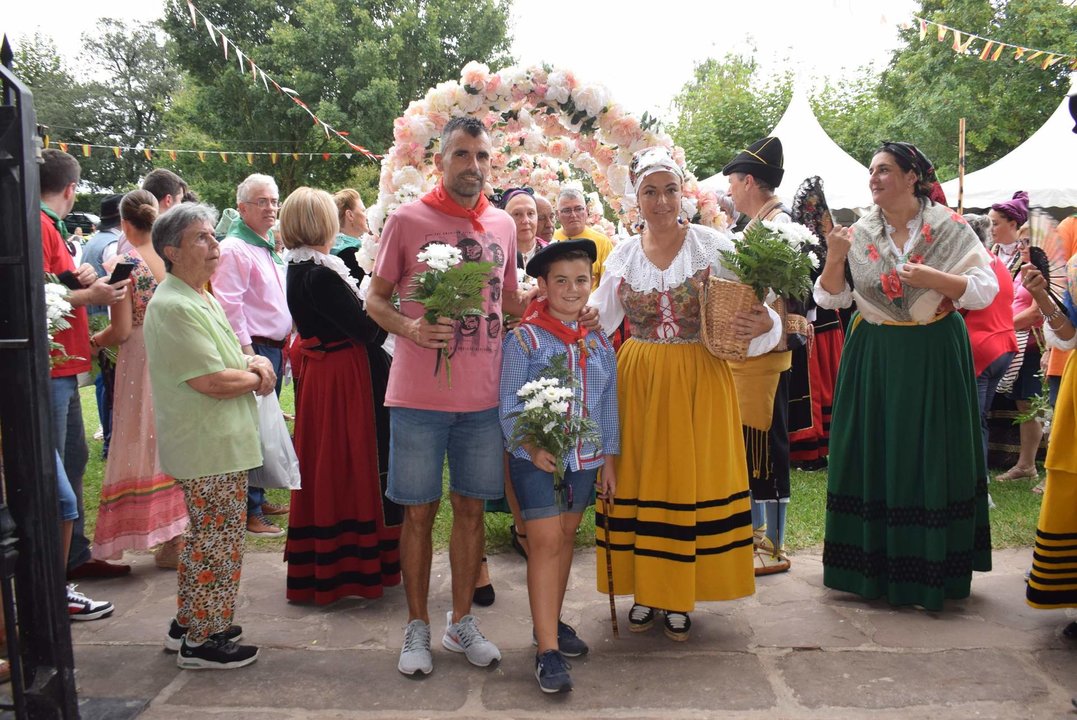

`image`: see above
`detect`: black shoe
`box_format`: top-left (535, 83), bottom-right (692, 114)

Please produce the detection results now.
top-left (165, 618), bottom-right (243, 652)
top-left (1063, 621), bottom-right (1077, 639)
top-left (510, 526), bottom-right (528, 560)
top-left (177, 633), bottom-right (259, 670)
top-left (663, 611), bottom-right (691, 642)
top-left (473, 557), bottom-right (495, 607)
top-left (628, 603), bottom-right (655, 633)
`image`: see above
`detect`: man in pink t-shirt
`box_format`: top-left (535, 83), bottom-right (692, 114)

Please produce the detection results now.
top-left (369, 117), bottom-right (530, 677)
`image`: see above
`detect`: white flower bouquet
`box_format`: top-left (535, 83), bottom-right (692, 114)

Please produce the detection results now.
top-left (406, 243), bottom-right (495, 387)
top-left (44, 273), bottom-right (76, 366)
top-left (722, 221), bottom-right (820, 302)
top-left (506, 354), bottom-right (600, 509)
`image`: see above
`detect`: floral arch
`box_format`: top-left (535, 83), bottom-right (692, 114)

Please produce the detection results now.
top-left (367, 62), bottom-right (724, 243)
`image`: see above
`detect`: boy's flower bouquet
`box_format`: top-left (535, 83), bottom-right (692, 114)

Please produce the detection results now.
top-left (506, 353), bottom-right (599, 509)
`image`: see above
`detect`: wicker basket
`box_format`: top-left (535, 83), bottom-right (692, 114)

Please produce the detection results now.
top-left (696, 276), bottom-right (759, 362)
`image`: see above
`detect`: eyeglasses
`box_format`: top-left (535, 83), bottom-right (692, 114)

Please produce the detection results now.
top-left (558, 205), bottom-right (587, 216)
top-left (243, 198), bottom-right (280, 209)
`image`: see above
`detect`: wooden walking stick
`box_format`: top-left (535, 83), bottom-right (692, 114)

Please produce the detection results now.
top-left (599, 496), bottom-right (619, 637)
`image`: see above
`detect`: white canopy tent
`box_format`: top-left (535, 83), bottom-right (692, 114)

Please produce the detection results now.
top-left (940, 81), bottom-right (1077, 210)
top-left (700, 89), bottom-right (871, 211)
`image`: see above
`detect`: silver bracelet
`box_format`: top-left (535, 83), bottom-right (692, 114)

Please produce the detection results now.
top-left (1040, 306), bottom-right (1064, 324)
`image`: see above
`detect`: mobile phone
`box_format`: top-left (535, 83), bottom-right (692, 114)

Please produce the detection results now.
top-left (107, 262), bottom-right (135, 285)
top-left (57, 270), bottom-right (82, 290)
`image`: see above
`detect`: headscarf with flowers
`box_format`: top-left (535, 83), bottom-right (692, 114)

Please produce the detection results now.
top-left (624, 146), bottom-right (684, 208)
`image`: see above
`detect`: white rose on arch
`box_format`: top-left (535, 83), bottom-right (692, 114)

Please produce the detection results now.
top-left (572, 84), bottom-right (609, 118)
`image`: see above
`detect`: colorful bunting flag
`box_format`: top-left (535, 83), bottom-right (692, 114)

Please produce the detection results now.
top-left (915, 15), bottom-right (1076, 70)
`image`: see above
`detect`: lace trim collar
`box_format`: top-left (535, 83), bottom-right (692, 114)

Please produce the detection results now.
top-left (285, 246), bottom-right (361, 299)
top-left (604, 225), bottom-right (724, 293)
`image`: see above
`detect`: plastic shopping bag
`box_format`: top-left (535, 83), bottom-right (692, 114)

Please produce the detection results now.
top-left (247, 391), bottom-right (301, 490)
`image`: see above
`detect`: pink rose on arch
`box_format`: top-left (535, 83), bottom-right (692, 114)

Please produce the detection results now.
top-left (461, 61), bottom-right (491, 90)
top-left (576, 136), bottom-right (598, 155)
top-left (484, 74), bottom-right (502, 97)
top-left (594, 145), bottom-right (616, 168)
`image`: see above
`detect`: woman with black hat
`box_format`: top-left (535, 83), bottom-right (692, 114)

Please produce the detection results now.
top-left (816, 142), bottom-right (998, 610)
top-left (589, 146), bottom-right (781, 640)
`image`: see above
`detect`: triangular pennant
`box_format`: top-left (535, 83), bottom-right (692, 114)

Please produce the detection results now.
top-left (198, 151), bottom-right (206, 162)
top-left (204, 18), bottom-right (217, 46)
top-left (260, 69), bottom-right (270, 91)
top-left (169, 149), bottom-right (177, 161)
top-left (919, 18), bottom-right (927, 41)
top-left (222, 34), bottom-right (229, 60)
top-left (952, 30), bottom-right (961, 51)
top-left (1027, 50), bottom-right (1043, 63)
top-left (251, 57), bottom-right (258, 82)
top-left (144, 148), bottom-right (152, 160)
top-left (280, 86), bottom-right (297, 95)
top-left (937, 24), bottom-right (947, 42)
top-left (113, 147), bottom-right (122, 158)
top-left (1044, 54), bottom-right (1063, 69)
top-left (82, 144), bottom-right (91, 157)
top-left (187, 1), bottom-right (197, 28)
top-left (979, 41), bottom-right (993, 60)
top-left (237, 48), bottom-right (245, 74)
top-left (292, 153), bottom-right (300, 160)
top-left (219, 152), bottom-right (228, 163)
top-left (59, 142), bottom-right (68, 152)
top-left (345, 153), bottom-right (352, 159)
top-left (1014, 46), bottom-right (1026, 60)
top-left (322, 153), bottom-right (330, 161)
top-left (322, 121), bottom-right (331, 138)
top-left (992, 44), bottom-right (1004, 61)
top-left (959, 34), bottom-right (975, 53)
top-left (270, 152), bottom-right (278, 164)
top-left (247, 152), bottom-right (254, 164)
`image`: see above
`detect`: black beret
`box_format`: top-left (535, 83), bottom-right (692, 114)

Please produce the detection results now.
top-left (722, 136), bottom-right (785, 188)
top-left (525, 239), bottom-right (597, 278)
top-left (99, 193), bottom-right (123, 221)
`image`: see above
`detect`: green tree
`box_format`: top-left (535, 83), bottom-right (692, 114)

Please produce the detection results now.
top-left (670, 53), bottom-right (791, 181)
top-left (159, 0), bottom-right (514, 209)
top-left (14, 22), bottom-right (179, 193)
top-left (877, 0), bottom-right (1077, 178)
top-left (812, 67), bottom-right (897, 167)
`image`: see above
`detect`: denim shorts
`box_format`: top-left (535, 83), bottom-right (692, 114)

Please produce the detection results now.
top-left (387, 406), bottom-right (505, 505)
top-left (508, 456), bottom-right (597, 521)
top-left (55, 450), bottom-right (79, 521)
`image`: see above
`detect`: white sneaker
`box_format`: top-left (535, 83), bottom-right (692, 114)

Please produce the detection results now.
top-left (92, 427), bottom-right (104, 441)
top-left (67, 584), bottom-right (113, 621)
top-left (398, 619), bottom-right (433, 676)
top-left (442, 611), bottom-right (501, 667)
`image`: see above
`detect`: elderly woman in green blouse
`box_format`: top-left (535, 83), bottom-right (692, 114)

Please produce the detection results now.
top-left (144, 203), bottom-right (275, 671)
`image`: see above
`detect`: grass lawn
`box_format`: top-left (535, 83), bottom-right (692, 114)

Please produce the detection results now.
top-left (78, 385), bottom-right (1043, 555)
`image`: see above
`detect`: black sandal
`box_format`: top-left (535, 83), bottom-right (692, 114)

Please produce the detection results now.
top-left (1063, 621), bottom-right (1077, 639)
top-left (472, 557), bottom-right (495, 607)
top-left (510, 526), bottom-right (528, 560)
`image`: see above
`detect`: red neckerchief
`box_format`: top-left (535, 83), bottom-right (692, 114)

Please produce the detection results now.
top-left (521, 297), bottom-right (590, 369)
top-left (420, 180), bottom-right (489, 232)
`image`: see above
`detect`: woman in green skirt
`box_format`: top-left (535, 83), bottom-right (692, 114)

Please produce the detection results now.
top-left (815, 142), bottom-right (997, 610)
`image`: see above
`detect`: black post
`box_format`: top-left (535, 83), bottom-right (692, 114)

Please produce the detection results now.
top-left (0, 35), bottom-right (81, 719)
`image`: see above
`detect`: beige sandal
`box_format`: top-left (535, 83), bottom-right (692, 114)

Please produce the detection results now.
top-left (995, 466), bottom-right (1038, 482)
top-left (154, 536), bottom-right (184, 570)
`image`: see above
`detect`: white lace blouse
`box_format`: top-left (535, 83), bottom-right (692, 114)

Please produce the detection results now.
top-left (588, 224), bottom-right (782, 357)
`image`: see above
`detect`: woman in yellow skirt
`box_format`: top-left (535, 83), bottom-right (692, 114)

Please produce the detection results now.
top-left (589, 147), bottom-right (782, 640)
top-left (1022, 259), bottom-right (1077, 638)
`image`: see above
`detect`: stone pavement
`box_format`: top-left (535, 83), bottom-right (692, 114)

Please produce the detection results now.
top-left (65, 548), bottom-right (1074, 719)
